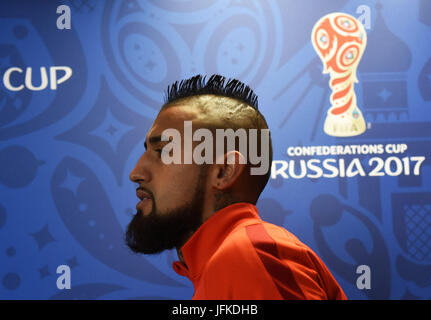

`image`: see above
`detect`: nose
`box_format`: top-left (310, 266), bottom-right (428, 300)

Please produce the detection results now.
top-left (129, 154), bottom-right (151, 183)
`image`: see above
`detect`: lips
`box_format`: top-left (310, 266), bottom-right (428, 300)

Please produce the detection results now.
top-left (135, 188), bottom-right (153, 215)
top-left (136, 188), bottom-right (153, 201)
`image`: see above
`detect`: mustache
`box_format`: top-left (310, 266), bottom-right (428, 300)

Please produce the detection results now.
top-left (136, 186), bottom-right (154, 199)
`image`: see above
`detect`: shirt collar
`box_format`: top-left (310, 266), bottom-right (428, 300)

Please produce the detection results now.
top-left (172, 202), bottom-right (261, 280)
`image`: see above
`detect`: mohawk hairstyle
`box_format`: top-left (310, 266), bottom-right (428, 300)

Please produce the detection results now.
top-left (164, 74), bottom-right (259, 109)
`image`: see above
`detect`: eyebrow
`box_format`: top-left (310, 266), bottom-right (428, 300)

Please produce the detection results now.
top-left (144, 135), bottom-right (172, 150)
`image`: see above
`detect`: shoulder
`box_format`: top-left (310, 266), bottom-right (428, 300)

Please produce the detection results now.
top-left (207, 221), bottom-right (311, 269)
top-left (201, 223), bottom-right (286, 299)
top-left (202, 221), bottom-right (343, 299)
top-left (206, 223), bottom-right (261, 271)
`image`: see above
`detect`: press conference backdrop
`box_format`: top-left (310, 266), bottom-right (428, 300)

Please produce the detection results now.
top-left (0, 0), bottom-right (430, 300)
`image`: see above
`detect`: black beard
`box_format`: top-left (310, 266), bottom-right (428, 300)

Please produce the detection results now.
top-left (125, 168), bottom-right (207, 254)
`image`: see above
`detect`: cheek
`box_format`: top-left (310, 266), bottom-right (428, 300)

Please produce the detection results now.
top-left (154, 166), bottom-right (201, 204)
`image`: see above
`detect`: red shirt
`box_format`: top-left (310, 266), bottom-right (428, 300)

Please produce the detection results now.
top-left (172, 202), bottom-right (347, 300)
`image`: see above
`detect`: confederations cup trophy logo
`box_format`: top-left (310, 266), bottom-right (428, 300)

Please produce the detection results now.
top-left (311, 13), bottom-right (368, 137)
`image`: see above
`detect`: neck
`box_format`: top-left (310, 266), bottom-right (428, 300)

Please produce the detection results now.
top-left (175, 198), bottom-right (253, 264)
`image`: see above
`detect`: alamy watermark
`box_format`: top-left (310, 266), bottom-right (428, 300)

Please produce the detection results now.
top-left (56, 5), bottom-right (71, 30)
top-left (356, 265), bottom-right (371, 290)
top-left (56, 265), bottom-right (71, 290)
top-left (158, 121), bottom-right (270, 176)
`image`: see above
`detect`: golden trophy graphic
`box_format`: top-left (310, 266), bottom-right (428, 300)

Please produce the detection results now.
top-left (311, 13), bottom-right (367, 137)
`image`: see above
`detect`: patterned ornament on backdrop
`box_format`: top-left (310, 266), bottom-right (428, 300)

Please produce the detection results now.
top-left (311, 13), bottom-right (367, 137)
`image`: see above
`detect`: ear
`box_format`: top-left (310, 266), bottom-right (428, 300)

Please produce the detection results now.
top-left (210, 150), bottom-right (246, 190)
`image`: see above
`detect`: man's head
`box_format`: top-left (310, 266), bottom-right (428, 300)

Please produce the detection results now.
top-left (126, 74), bottom-right (272, 254)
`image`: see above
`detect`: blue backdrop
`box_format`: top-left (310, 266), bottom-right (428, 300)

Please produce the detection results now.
top-left (0, 0), bottom-right (430, 300)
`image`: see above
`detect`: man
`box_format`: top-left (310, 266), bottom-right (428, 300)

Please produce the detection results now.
top-left (126, 74), bottom-right (347, 300)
